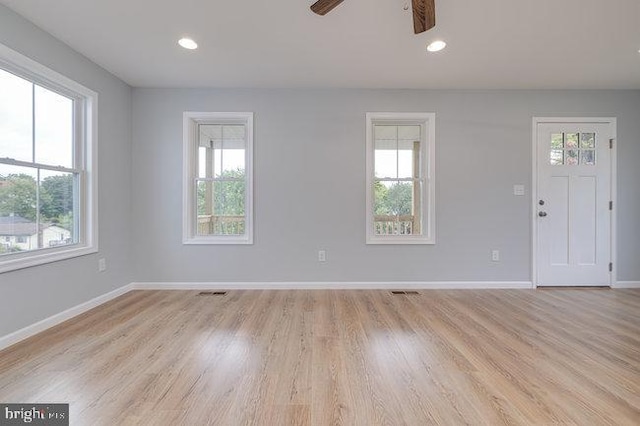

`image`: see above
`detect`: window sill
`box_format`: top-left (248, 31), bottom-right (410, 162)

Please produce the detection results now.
top-left (183, 236), bottom-right (253, 245)
top-left (366, 236), bottom-right (435, 245)
top-left (0, 245), bottom-right (98, 274)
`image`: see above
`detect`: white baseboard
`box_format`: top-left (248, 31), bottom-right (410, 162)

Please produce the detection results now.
top-left (614, 281), bottom-right (640, 288)
top-left (0, 283), bottom-right (134, 352)
top-left (131, 281), bottom-right (534, 290)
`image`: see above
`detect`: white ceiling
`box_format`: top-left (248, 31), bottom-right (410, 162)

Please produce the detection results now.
top-left (2, 0), bottom-right (639, 89)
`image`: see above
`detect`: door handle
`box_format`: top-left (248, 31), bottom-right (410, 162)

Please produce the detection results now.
top-left (538, 211), bottom-right (547, 217)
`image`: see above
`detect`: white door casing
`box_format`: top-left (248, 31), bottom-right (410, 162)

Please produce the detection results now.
top-left (533, 118), bottom-right (616, 287)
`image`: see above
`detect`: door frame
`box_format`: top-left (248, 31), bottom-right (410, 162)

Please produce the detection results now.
top-left (531, 117), bottom-right (617, 288)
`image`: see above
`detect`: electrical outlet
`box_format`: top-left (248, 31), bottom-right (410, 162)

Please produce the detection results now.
top-left (318, 250), bottom-right (326, 262)
top-left (98, 258), bottom-right (107, 272)
top-left (491, 250), bottom-right (500, 262)
top-left (513, 185), bottom-right (525, 196)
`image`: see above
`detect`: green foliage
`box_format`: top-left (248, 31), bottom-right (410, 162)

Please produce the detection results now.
top-left (40, 174), bottom-right (74, 220)
top-left (0, 174), bottom-right (37, 221)
top-left (0, 173), bottom-right (74, 228)
top-left (56, 212), bottom-right (74, 231)
top-left (374, 181), bottom-right (413, 216)
top-left (197, 168), bottom-right (245, 216)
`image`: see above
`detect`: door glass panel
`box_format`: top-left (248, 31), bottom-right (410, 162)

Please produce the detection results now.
top-left (550, 149), bottom-right (564, 165)
top-left (551, 133), bottom-right (564, 149)
top-left (565, 133), bottom-right (579, 149)
top-left (566, 150), bottom-right (579, 165)
top-left (580, 133), bottom-right (595, 149)
top-left (581, 150), bottom-right (595, 165)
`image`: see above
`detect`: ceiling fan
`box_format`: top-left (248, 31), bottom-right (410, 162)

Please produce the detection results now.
top-left (310, 0), bottom-right (436, 34)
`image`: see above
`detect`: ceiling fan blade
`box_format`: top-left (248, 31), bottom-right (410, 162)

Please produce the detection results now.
top-left (412, 0), bottom-right (436, 34)
top-left (310, 0), bottom-right (345, 16)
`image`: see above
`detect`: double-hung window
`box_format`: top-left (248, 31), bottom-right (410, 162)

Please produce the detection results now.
top-left (0, 44), bottom-right (97, 272)
top-left (366, 113), bottom-right (435, 244)
top-left (183, 112), bottom-right (253, 244)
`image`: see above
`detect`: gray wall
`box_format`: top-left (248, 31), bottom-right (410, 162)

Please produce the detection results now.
top-left (0, 5), bottom-right (133, 336)
top-left (132, 88), bottom-right (640, 283)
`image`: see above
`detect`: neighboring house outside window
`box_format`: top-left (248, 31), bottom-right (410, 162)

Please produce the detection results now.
top-left (366, 112), bottom-right (435, 244)
top-left (183, 112), bottom-right (254, 244)
top-left (0, 44), bottom-right (97, 273)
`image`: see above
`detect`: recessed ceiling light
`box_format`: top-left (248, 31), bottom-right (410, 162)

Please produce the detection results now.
top-left (427, 40), bottom-right (446, 53)
top-left (178, 38), bottom-right (198, 50)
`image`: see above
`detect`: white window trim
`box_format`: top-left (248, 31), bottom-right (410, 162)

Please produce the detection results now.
top-left (0, 43), bottom-right (98, 274)
top-left (365, 112), bottom-right (435, 245)
top-left (183, 112), bottom-right (254, 245)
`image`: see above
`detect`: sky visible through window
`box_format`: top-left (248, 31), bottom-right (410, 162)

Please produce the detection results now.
top-left (0, 68), bottom-right (73, 168)
top-left (195, 125), bottom-right (416, 182)
top-left (374, 124), bottom-right (419, 188)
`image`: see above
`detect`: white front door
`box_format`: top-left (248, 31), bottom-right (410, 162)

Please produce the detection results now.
top-left (535, 119), bottom-right (614, 287)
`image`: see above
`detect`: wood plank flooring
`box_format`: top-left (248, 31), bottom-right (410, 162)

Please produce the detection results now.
top-left (0, 289), bottom-right (639, 425)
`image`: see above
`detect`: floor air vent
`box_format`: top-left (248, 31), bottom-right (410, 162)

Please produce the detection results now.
top-left (198, 291), bottom-right (228, 296)
top-left (391, 290), bottom-right (419, 295)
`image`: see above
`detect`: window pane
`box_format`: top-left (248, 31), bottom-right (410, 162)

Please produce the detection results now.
top-left (566, 149), bottom-right (579, 165)
top-left (0, 69), bottom-right (33, 162)
top-left (374, 125), bottom-right (397, 178)
top-left (214, 181), bottom-right (245, 216)
top-left (0, 164), bottom-right (37, 254)
top-left (199, 124), bottom-right (246, 178)
top-left (398, 139), bottom-right (419, 179)
top-left (200, 124), bottom-right (222, 141)
top-left (223, 125), bottom-right (245, 140)
top-left (373, 180), bottom-right (393, 216)
top-left (375, 125), bottom-right (420, 179)
top-left (374, 147), bottom-right (397, 179)
top-left (374, 180), bottom-right (396, 236)
top-left (397, 125), bottom-right (420, 141)
top-left (34, 85), bottom-right (73, 168)
top-left (39, 170), bottom-right (76, 247)
top-left (373, 124), bottom-right (397, 140)
top-left (198, 147), bottom-right (207, 178)
top-left (196, 180), bottom-right (212, 216)
top-left (222, 146), bottom-right (245, 176)
top-left (213, 140), bottom-right (223, 177)
top-left (373, 180), bottom-right (420, 236)
top-left (386, 181), bottom-right (413, 217)
top-left (196, 180), bottom-right (245, 236)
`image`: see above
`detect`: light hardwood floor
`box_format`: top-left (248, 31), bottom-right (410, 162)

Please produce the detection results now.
top-left (0, 289), bottom-right (639, 425)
